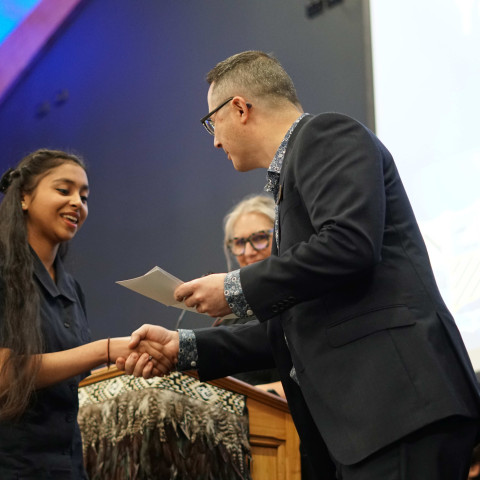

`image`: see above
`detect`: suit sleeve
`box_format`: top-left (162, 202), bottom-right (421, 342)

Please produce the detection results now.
top-left (194, 321), bottom-right (276, 381)
top-left (241, 114), bottom-right (387, 321)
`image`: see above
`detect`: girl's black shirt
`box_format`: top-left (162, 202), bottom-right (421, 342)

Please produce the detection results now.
top-left (0, 250), bottom-right (91, 479)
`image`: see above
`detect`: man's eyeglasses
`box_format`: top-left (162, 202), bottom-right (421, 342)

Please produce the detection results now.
top-left (200, 97), bottom-right (234, 135)
top-left (200, 97), bottom-right (252, 136)
top-left (227, 229), bottom-right (274, 256)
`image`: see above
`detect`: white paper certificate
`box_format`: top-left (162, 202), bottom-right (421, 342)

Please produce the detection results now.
top-left (116, 266), bottom-right (198, 313)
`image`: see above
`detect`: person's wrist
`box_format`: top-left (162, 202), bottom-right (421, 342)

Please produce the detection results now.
top-left (106, 337), bottom-right (111, 367)
top-left (110, 337), bottom-right (133, 360)
top-left (172, 331), bottom-right (180, 366)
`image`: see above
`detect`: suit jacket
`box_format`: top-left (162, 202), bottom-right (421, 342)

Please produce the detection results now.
top-left (194, 113), bottom-right (480, 469)
top-left (216, 315), bottom-right (281, 385)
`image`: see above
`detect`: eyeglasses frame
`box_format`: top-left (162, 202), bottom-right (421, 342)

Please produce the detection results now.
top-left (200, 97), bottom-right (234, 135)
top-left (200, 97), bottom-right (252, 135)
top-left (227, 229), bottom-right (274, 256)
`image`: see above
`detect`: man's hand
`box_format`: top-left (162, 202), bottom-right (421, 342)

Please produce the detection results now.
top-left (115, 324), bottom-right (179, 379)
top-left (174, 273), bottom-right (232, 318)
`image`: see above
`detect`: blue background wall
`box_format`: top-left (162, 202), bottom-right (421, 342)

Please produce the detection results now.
top-left (0, 0), bottom-right (373, 338)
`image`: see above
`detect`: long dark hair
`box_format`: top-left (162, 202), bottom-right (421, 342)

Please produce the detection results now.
top-left (0, 149), bottom-right (86, 420)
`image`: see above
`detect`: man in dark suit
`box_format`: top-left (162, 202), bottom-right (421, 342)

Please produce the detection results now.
top-left (120, 51), bottom-right (480, 479)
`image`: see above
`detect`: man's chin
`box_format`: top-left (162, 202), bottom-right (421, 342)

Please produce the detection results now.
top-left (231, 159), bottom-right (253, 173)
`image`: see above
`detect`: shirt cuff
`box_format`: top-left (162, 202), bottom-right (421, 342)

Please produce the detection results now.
top-left (224, 270), bottom-right (254, 318)
top-left (177, 329), bottom-right (198, 370)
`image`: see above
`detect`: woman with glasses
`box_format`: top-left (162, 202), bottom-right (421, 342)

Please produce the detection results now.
top-left (215, 194), bottom-right (284, 397)
top-left (220, 194), bottom-right (317, 479)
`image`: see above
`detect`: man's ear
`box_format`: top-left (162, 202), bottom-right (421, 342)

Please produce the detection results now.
top-left (232, 96), bottom-right (251, 125)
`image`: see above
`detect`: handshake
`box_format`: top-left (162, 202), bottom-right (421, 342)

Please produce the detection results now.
top-left (115, 324), bottom-right (181, 379)
top-left (115, 273), bottom-right (233, 379)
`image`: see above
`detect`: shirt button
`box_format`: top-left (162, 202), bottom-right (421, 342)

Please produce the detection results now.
top-left (246, 309), bottom-right (254, 316)
top-left (65, 413), bottom-right (74, 423)
top-left (190, 361), bottom-right (197, 368)
top-left (64, 322), bottom-right (70, 328)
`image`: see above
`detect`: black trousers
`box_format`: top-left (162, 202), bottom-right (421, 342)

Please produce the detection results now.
top-left (333, 416), bottom-right (479, 480)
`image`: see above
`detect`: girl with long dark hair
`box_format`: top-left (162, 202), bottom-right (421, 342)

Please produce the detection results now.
top-left (0, 149), bottom-right (163, 478)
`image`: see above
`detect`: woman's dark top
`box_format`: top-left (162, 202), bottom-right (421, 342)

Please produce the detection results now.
top-left (0, 251), bottom-right (91, 479)
top-left (218, 316), bottom-right (280, 386)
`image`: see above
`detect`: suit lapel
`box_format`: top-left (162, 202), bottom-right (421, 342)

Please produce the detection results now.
top-left (276, 115), bottom-right (311, 253)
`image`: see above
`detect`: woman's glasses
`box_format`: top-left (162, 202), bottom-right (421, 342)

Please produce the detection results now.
top-left (227, 229), bottom-right (273, 256)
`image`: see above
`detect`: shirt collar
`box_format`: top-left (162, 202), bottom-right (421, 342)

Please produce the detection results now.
top-left (265, 113), bottom-right (309, 195)
top-left (31, 247), bottom-right (76, 302)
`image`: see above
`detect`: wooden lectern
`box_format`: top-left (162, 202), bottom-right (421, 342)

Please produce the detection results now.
top-left (79, 367), bottom-right (300, 479)
top-left (208, 376), bottom-right (301, 480)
